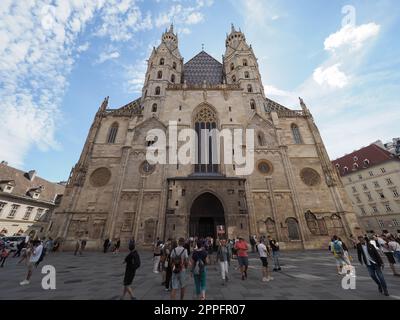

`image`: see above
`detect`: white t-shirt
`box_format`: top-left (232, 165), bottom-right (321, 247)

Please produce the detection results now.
top-left (258, 243), bottom-right (267, 258)
top-left (30, 244), bottom-right (43, 263)
top-left (388, 241), bottom-right (400, 252)
top-left (376, 237), bottom-right (389, 253)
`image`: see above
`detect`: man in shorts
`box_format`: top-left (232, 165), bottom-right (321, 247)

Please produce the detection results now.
top-left (170, 238), bottom-right (189, 300)
top-left (234, 237), bottom-right (249, 280)
top-left (258, 238), bottom-right (273, 282)
top-left (20, 240), bottom-right (43, 286)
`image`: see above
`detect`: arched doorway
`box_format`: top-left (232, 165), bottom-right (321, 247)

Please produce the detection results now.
top-left (190, 192), bottom-right (225, 238)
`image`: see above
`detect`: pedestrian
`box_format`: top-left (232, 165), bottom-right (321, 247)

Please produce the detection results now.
top-left (388, 235), bottom-right (400, 264)
top-left (191, 240), bottom-right (208, 300)
top-left (80, 238), bottom-right (87, 255)
top-left (258, 239), bottom-right (273, 282)
top-left (45, 237), bottom-right (54, 255)
top-left (113, 238), bottom-right (121, 255)
top-left (161, 240), bottom-right (171, 288)
top-left (18, 241), bottom-right (31, 265)
top-left (153, 240), bottom-right (162, 273)
top-left (268, 235), bottom-right (281, 271)
top-left (0, 247), bottom-right (10, 267)
top-left (103, 238), bottom-right (110, 253)
top-left (20, 240), bottom-right (43, 285)
top-left (128, 237), bottom-right (136, 249)
top-left (170, 237), bottom-right (189, 300)
top-left (216, 239), bottom-right (230, 285)
top-left (250, 235), bottom-right (256, 253)
top-left (13, 239), bottom-right (26, 258)
top-left (35, 240), bottom-right (46, 267)
top-left (234, 237), bottom-right (249, 280)
top-left (329, 235), bottom-right (349, 275)
top-left (74, 239), bottom-right (81, 256)
top-left (356, 236), bottom-right (389, 296)
top-left (374, 234), bottom-right (400, 277)
top-left (121, 243), bottom-right (140, 300)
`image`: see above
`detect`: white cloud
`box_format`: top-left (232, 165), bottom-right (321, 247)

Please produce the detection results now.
top-left (96, 50), bottom-right (120, 64)
top-left (186, 12), bottom-right (203, 25)
top-left (313, 64), bottom-right (349, 88)
top-left (324, 23), bottom-right (380, 52)
top-left (77, 42), bottom-right (90, 53)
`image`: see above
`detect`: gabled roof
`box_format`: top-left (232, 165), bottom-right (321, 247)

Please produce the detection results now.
top-left (332, 144), bottom-right (398, 177)
top-left (183, 51), bottom-right (223, 85)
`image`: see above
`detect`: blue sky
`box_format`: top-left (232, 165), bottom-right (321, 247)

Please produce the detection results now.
top-left (1, 0), bottom-right (399, 182)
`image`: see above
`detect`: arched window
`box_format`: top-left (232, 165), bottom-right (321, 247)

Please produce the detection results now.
top-left (232, 75), bottom-right (236, 83)
top-left (157, 70), bottom-right (162, 79)
top-left (171, 74), bottom-right (175, 83)
top-left (257, 132), bottom-right (265, 146)
top-left (305, 211), bottom-right (319, 235)
top-left (247, 84), bottom-right (253, 93)
top-left (291, 124), bottom-right (302, 144)
top-left (159, 58), bottom-right (164, 65)
top-left (243, 59), bottom-right (248, 66)
top-left (286, 218), bottom-right (300, 240)
top-left (266, 218), bottom-right (275, 234)
top-left (363, 159), bottom-right (370, 167)
top-left (151, 104), bottom-right (157, 113)
top-left (343, 166), bottom-right (348, 174)
top-left (353, 163), bottom-right (359, 170)
top-left (155, 86), bottom-right (160, 95)
top-left (173, 62), bottom-right (177, 70)
top-left (194, 105), bottom-right (218, 174)
top-left (230, 63), bottom-right (234, 71)
top-left (244, 71), bottom-right (250, 79)
top-left (250, 99), bottom-right (256, 110)
top-left (107, 122), bottom-right (119, 144)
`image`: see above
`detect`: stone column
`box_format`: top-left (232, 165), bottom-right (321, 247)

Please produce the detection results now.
top-left (244, 179), bottom-right (257, 237)
top-left (133, 175), bottom-right (146, 241)
top-left (265, 177), bottom-right (283, 241)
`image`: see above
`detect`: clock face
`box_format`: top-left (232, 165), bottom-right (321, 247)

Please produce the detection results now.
top-left (141, 161), bottom-right (155, 174)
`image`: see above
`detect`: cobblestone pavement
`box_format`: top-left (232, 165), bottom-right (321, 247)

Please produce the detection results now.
top-left (0, 249), bottom-right (400, 300)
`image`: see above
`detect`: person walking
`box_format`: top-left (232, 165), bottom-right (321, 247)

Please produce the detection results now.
top-left (357, 236), bottom-right (389, 296)
top-left (0, 247), bottom-right (10, 267)
top-left (258, 239), bottom-right (273, 282)
top-left (268, 236), bottom-right (281, 271)
top-left (121, 243), bottom-right (140, 300)
top-left (250, 236), bottom-right (256, 253)
top-left (234, 237), bottom-right (249, 280)
top-left (375, 235), bottom-right (400, 277)
top-left (330, 235), bottom-right (349, 275)
top-left (191, 240), bottom-right (208, 300)
top-left (388, 235), bottom-right (400, 264)
top-left (113, 238), bottom-right (121, 255)
top-left (128, 237), bottom-right (136, 249)
top-left (13, 239), bottom-right (26, 258)
top-left (20, 240), bottom-right (43, 285)
top-left (170, 238), bottom-right (189, 300)
top-left (80, 238), bottom-right (87, 255)
top-left (74, 238), bottom-right (81, 256)
top-left (216, 239), bottom-right (231, 285)
top-left (153, 240), bottom-right (162, 273)
top-left (103, 238), bottom-right (110, 253)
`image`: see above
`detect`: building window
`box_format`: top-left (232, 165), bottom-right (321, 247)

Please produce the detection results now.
top-left (286, 218), bottom-right (300, 240)
top-left (385, 204), bottom-right (392, 212)
top-left (232, 75), bottom-right (236, 82)
top-left (362, 184), bottom-right (368, 190)
top-left (386, 178), bottom-right (393, 185)
top-left (181, 189), bottom-right (185, 196)
top-left (364, 159), bottom-right (370, 167)
top-left (366, 192), bottom-right (373, 201)
top-left (171, 74), bottom-right (175, 83)
top-left (155, 86), bottom-right (160, 95)
top-left (360, 207), bottom-right (366, 215)
top-left (23, 207), bottom-right (34, 220)
top-left (34, 208), bottom-right (44, 221)
top-left (175, 201), bottom-right (179, 207)
top-left (247, 84), bottom-right (253, 93)
top-left (230, 63), bottom-right (234, 71)
top-left (378, 192), bottom-right (385, 199)
top-left (173, 62), bottom-right (177, 69)
top-left (8, 204), bottom-right (19, 218)
top-left (151, 103), bottom-right (157, 113)
top-left (160, 58), bottom-right (164, 65)
top-left (291, 124), bottom-right (302, 144)
top-left (352, 186), bottom-right (357, 193)
top-left (353, 163), bottom-right (358, 170)
top-left (157, 70), bottom-right (162, 79)
top-left (393, 219), bottom-right (400, 227)
top-left (244, 71), bottom-right (250, 79)
top-left (0, 202), bottom-right (6, 215)
top-left (371, 206), bottom-right (378, 214)
top-left (243, 59), bottom-right (248, 66)
top-left (393, 189), bottom-right (399, 198)
top-left (107, 123), bottom-right (119, 144)
top-left (373, 181), bottom-right (380, 188)
top-left (369, 171), bottom-right (374, 177)
top-left (378, 220), bottom-right (385, 228)
top-left (250, 99), bottom-right (256, 110)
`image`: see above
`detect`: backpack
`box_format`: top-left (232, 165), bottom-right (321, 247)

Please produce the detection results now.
top-left (333, 241), bottom-right (343, 255)
top-left (193, 257), bottom-right (205, 275)
top-left (132, 250), bottom-right (141, 270)
top-left (172, 248), bottom-right (185, 274)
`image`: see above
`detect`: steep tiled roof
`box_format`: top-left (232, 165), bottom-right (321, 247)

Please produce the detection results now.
top-left (183, 51), bottom-right (223, 85)
top-left (0, 163), bottom-right (65, 203)
top-left (332, 144), bottom-right (398, 177)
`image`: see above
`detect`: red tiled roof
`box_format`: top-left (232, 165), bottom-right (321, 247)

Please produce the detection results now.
top-left (331, 144), bottom-right (398, 177)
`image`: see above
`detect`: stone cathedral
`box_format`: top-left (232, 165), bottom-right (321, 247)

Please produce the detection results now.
top-left (52, 25), bottom-right (361, 250)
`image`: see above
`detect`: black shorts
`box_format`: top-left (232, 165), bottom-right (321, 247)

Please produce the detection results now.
top-left (260, 257), bottom-right (268, 267)
top-left (123, 270), bottom-right (136, 286)
top-left (384, 252), bottom-right (396, 264)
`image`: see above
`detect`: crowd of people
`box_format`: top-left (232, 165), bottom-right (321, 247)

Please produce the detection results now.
top-left (329, 232), bottom-right (400, 297)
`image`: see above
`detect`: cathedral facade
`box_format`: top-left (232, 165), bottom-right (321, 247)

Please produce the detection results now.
top-left (52, 25), bottom-right (361, 250)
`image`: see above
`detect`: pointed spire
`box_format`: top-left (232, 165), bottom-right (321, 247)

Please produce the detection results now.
top-left (299, 97), bottom-right (310, 115)
top-left (99, 96), bottom-right (109, 112)
top-left (169, 23), bottom-right (174, 33)
top-left (231, 23), bottom-right (235, 33)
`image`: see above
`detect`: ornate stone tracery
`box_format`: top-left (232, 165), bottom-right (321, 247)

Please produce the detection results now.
top-left (194, 105), bottom-right (217, 123)
top-left (300, 168), bottom-right (321, 187)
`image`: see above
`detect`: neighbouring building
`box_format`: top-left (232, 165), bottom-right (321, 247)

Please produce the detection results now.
top-left (52, 25), bottom-right (360, 250)
top-left (374, 138), bottom-right (400, 157)
top-left (0, 161), bottom-right (65, 238)
top-left (332, 144), bottom-right (400, 235)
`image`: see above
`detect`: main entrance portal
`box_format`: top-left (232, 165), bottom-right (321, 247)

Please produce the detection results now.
top-left (189, 193), bottom-right (225, 238)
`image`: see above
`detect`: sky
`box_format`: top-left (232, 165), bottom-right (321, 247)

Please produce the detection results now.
top-left (0, 0), bottom-right (399, 182)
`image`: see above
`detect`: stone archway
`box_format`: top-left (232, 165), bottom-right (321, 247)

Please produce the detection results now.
top-left (189, 192), bottom-right (225, 238)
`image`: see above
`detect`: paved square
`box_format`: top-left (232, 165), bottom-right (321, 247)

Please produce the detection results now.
top-left (0, 249), bottom-right (399, 300)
